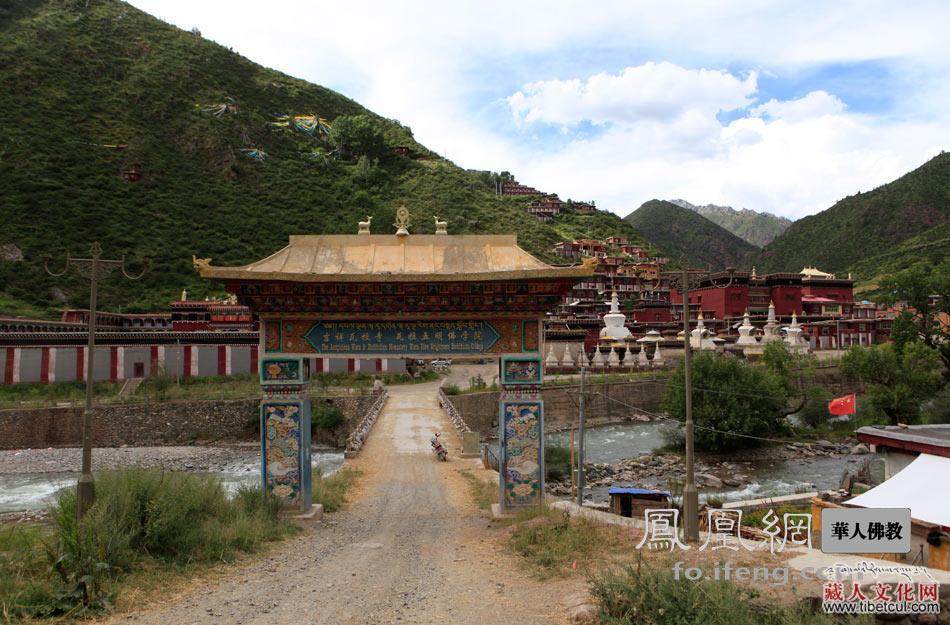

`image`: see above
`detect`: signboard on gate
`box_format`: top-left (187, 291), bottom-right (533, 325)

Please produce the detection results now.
top-left (303, 320), bottom-right (501, 354)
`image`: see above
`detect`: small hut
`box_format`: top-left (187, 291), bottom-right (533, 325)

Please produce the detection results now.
top-left (608, 486), bottom-right (671, 518)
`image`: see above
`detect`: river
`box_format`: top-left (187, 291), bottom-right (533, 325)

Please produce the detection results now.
top-left (0, 449), bottom-right (344, 514)
top-left (546, 421), bottom-right (879, 504)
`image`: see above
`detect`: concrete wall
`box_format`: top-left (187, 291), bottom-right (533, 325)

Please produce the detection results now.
top-left (0, 389), bottom-right (385, 450)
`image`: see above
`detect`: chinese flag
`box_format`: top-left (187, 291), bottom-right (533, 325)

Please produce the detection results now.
top-left (828, 393), bottom-right (857, 416)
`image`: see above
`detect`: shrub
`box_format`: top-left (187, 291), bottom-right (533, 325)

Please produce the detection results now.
top-left (592, 560), bottom-right (859, 625)
top-left (797, 387), bottom-right (834, 428)
top-left (509, 508), bottom-right (620, 578)
top-left (662, 353), bottom-right (788, 453)
top-left (314, 404), bottom-right (344, 431)
top-left (36, 470), bottom-right (292, 613)
top-left (544, 444), bottom-right (571, 482)
top-left (443, 384), bottom-right (461, 395)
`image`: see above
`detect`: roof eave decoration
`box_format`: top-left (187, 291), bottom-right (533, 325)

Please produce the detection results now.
top-left (193, 235), bottom-right (597, 283)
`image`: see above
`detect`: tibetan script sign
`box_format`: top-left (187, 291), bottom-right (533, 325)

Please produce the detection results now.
top-left (303, 320), bottom-right (501, 354)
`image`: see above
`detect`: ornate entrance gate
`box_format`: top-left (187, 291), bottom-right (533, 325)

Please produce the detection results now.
top-left (195, 210), bottom-right (593, 513)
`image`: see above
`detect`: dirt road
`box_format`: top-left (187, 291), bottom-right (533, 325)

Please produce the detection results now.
top-left (102, 382), bottom-right (576, 625)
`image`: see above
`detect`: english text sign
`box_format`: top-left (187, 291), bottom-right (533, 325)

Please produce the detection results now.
top-left (303, 320), bottom-right (501, 354)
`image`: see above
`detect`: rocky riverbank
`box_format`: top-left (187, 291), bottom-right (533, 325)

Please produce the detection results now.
top-left (547, 439), bottom-right (869, 496)
top-left (0, 445), bottom-right (261, 476)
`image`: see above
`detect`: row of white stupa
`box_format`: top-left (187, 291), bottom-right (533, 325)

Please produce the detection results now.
top-left (544, 291), bottom-right (809, 369)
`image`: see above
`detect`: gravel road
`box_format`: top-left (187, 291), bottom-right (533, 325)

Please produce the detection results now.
top-left (97, 382), bottom-right (577, 625)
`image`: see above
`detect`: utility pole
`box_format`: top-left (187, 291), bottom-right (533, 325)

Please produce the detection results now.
top-left (46, 242), bottom-right (147, 519)
top-left (680, 266), bottom-right (699, 542)
top-left (666, 260), bottom-right (734, 543)
top-left (576, 363), bottom-right (586, 506)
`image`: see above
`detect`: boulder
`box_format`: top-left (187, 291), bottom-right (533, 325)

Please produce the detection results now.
top-left (695, 473), bottom-right (723, 488)
top-left (569, 604), bottom-right (598, 624)
top-left (815, 439), bottom-right (836, 449)
top-left (849, 443), bottom-right (869, 455)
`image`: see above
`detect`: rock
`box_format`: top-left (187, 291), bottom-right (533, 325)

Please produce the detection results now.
top-left (48, 287), bottom-right (68, 303)
top-left (849, 443), bottom-right (869, 455)
top-left (0, 243), bottom-right (23, 262)
top-left (695, 473), bottom-right (723, 488)
top-left (569, 604), bottom-right (598, 624)
top-left (815, 439), bottom-right (836, 449)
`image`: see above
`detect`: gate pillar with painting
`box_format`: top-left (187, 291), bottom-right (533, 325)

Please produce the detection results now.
top-left (192, 209), bottom-right (594, 514)
top-left (499, 355), bottom-right (544, 512)
top-left (259, 356), bottom-right (312, 513)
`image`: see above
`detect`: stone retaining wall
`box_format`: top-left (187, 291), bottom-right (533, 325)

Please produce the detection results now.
top-left (446, 379), bottom-right (667, 439)
top-left (0, 390), bottom-right (385, 450)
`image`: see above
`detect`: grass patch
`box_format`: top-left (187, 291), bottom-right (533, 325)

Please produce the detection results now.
top-left (312, 468), bottom-right (361, 513)
top-left (742, 505), bottom-right (811, 529)
top-left (0, 469), bottom-right (294, 620)
top-left (508, 507), bottom-right (623, 579)
top-left (592, 559), bottom-right (869, 625)
top-left (459, 470), bottom-right (498, 510)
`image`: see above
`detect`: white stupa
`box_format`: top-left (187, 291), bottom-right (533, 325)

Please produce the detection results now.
top-left (599, 289), bottom-right (633, 341)
top-left (622, 344), bottom-right (637, 368)
top-left (761, 300), bottom-right (781, 343)
top-left (560, 344), bottom-right (575, 368)
top-left (591, 344), bottom-right (605, 367)
top-left (735, 310), bottom-right (759, 347)
top-left (577, 347), bottom-right (590, 368)
top-left (545, 343), bottom-right (559, 367)
top-left (689, 311), bottom-right (717, 351)
top-left (607, 345), bottom-right (621, 367)
top-left (784, 312), bottom-right (810, 353)
top-left (637, 343), bottom-right (649, 366)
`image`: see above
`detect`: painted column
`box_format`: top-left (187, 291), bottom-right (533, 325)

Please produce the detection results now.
top-left (259, 356), bottom-right (312, 514)
top-left (156, 345), bottom-right (166, 373)
top-left (217, 345), bottom-right (227, 376)
top-left (347, 358), bottom-right (356, 373)
top-left (11, 348), bottom-right (20, 384)
top-left (4, 347), bottom-right (15, 385)
top-left (47, 348), bottom-right (57, 383)
top-left (250, 345), bottom-right (259, 375)
top-left (40, 347), bottom-right (51, 383)
top-left (375, 358), bottom-right (383, 373)
top-left (76, 347), bottom-right (86, 382)
top-left (109, 346), bottom-right (125, 382)
top-left (498, 355), bottom-right (544, 511)
top-left (380, 358), bottom-right (388, 372)
top-left (225, 345), bottom-right (233, 375)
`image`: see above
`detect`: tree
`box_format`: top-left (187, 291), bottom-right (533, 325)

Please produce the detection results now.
top-left (328, 114), bottom-right (388, 162)
top-left (662, 353), bottom-right (789, 453)
top-left (877, 262), bottom-right (950, 373)
top-left (840, 342), bottom-right (943, 424)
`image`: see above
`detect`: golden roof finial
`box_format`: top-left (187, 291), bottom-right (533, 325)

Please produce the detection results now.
top-left (394, 206), bottom-right (410, 236)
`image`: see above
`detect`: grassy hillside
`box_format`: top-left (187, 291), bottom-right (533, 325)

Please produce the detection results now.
top-left (623, 200), bottom-right (758, 269)
top-left (0, 0), bottom-right (645, 317)
top-left (757, 153), bottom-right (950, 275)
top-left (851, 222), bottom-right (950, 295)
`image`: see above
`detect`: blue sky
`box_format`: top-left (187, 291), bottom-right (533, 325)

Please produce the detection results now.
top-left (129, 0), bottom-right (950, 220)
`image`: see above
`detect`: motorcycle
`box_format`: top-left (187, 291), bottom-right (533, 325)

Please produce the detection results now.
top-left (430, 432), bottom-right (448, 461)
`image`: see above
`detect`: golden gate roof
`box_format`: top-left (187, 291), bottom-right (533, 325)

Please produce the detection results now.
top-left (193, 234), bottom-right (596, 283)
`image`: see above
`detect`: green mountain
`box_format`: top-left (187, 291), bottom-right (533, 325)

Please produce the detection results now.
top-left (850, 222), bottom-right (950, 295)
top-left (623, 200), bottom-right (758, 269)
top-left (0, 0), bottom-right (648, 317)
top-left (757, 153), bottom-right (950, 275)
top-left (670, 200), bottom-right (792, 247)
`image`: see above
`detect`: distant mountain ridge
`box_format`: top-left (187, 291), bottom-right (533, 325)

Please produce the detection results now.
top-left (670, 199), bottom-right (792, 247)
top-left (623, 200), bottom-right (757, 269)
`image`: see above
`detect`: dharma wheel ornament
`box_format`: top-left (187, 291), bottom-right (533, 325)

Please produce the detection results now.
top-left (394, 206), bottom-right (411, 236)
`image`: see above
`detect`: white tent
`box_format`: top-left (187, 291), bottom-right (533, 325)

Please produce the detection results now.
top-left (847, 454), bottom-right (950, 527)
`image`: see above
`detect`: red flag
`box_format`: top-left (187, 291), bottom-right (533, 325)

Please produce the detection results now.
top-left (828, 393), bottom-right (856, 416)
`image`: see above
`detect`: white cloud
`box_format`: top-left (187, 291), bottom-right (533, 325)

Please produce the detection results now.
top-left (752, 91), bottom-right (846, 121)
top-left (125, 0), bottom-right (950, 219)
top-left (507, 62), bottom-right (757, 126)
